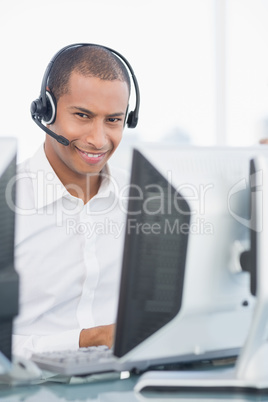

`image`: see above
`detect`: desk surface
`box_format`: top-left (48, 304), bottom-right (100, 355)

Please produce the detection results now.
top-left (1, 372), bottom-right (268, 402)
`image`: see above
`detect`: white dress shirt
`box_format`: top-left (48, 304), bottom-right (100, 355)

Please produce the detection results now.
top-left (13, 145), bottom-right (129, 359)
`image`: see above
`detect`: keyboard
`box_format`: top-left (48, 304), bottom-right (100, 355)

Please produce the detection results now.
top-left (31, 345), bottom-right (123, 376)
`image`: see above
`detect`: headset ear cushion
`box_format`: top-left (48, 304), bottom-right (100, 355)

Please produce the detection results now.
top-left (127, 110), bottom-right (138, 128)
top-left (43, 90), bottom-right (57, 124)
top-left (126, 111), bottom-right (133, 128)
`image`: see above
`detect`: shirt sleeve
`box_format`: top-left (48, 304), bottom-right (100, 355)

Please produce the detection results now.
top-left (12, 329), bottom-right (81, 359)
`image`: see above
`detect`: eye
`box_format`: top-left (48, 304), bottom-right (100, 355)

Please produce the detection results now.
top-left (107, 117), bottom-right (121, 123)
top-left (76, 113), bottom-right (89, 119)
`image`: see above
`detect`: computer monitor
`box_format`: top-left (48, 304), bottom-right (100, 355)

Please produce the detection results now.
top-left (115, 145), bottom-right (268, 367)
top-left (0, 138), bottom-right (19, 369)
top-left (114, 147), bottom-right (191, 357)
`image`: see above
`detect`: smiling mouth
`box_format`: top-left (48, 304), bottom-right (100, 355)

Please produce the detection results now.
top-left (84, 151), bottom-right (103, 158)
top-left (76, 147), bottom-right (108, 163)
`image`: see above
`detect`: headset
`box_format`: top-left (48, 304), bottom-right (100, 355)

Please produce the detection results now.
top-left (30, 43), bottom-right (140, 146)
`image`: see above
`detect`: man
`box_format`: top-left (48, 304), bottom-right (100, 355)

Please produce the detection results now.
top-left (13, 44), bottom-right (137, 358)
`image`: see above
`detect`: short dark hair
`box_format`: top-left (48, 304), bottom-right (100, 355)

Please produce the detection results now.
top-left (48, 45), bottom-right (131, 101)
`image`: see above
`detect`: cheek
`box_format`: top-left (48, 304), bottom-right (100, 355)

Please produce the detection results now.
top-left (111, 133), bottom-right (123, 152)
top-left (52, 118), bottom-right (77, 138)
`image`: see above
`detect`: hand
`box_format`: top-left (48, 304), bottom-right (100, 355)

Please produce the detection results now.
top-left (79, 324), bottom-right (115, 349)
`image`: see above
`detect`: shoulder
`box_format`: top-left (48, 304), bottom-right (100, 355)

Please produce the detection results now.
top-left (15, 145), bottom-right (46, 209)
top-left (16, 157), bottom-right (34, 190)
top-left (16, 145), bottom-right (45, 175)
top-left (16, 146), bottom-right (41, 194)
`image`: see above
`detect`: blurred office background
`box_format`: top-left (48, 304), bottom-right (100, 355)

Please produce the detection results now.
top-left (1, 0), bottom-right (268, 167)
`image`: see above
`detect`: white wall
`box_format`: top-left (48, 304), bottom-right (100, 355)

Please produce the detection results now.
top-left (226, 0), bottom-right (268, 146)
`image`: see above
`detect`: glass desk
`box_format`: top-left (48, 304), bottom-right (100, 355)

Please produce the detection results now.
top-left (0, 371), bottom-right (268, 402)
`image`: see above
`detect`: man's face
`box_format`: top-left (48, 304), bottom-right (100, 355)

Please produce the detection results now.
top-left (45, 71), bottom-right (129, 182)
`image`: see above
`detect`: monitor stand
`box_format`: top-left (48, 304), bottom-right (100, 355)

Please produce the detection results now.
top-left (134, 305), bottom-right (268, 393)
top-left (135, 156), bottom-right (268, 394)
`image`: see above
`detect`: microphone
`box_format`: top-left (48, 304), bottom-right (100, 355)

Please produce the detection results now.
top-left (31, 114), bottom-right (70, 146)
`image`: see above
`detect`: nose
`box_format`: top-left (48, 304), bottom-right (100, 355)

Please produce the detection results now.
top-left (84, 119), bottom-right (108, 149)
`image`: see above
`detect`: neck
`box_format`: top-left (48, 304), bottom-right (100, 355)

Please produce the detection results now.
top-left (44, 142), bottom-right (103, 204)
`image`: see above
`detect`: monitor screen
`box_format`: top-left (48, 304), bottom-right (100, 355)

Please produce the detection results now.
top-left (114, 145), bottom-right (268, 364)
top-left (0, 138), bottom-right (19, 362)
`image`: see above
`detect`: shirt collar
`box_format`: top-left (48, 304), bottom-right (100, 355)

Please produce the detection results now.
top-left (29, 144), bottom-right (116, 210)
